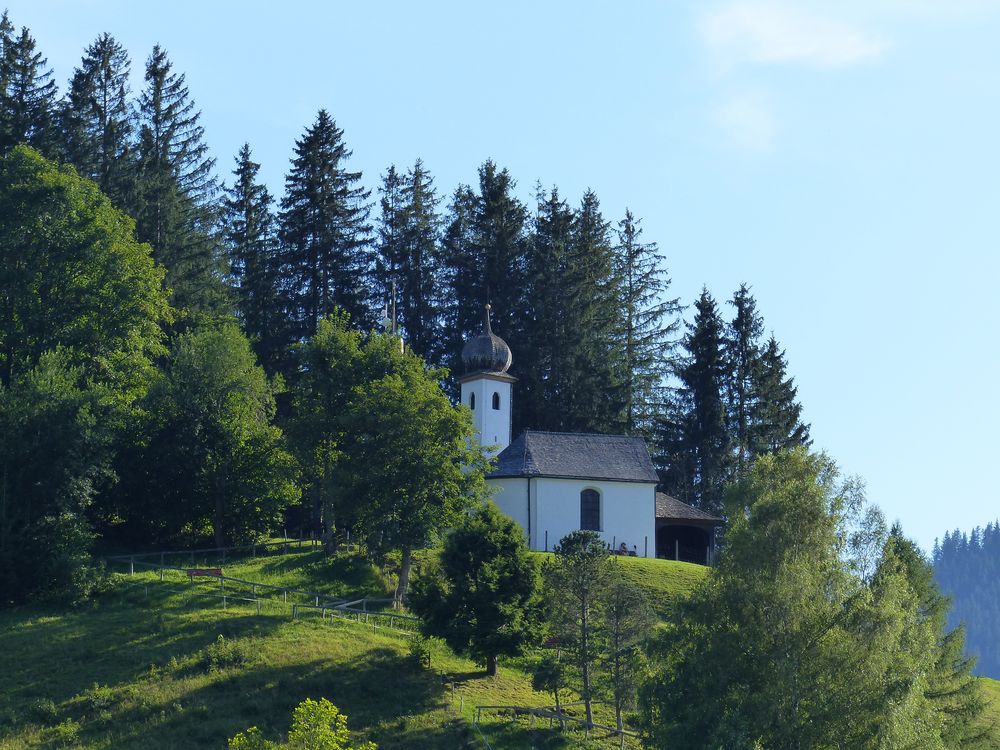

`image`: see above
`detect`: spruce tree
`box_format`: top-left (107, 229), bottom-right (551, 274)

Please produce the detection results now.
top-left (754, 334), bottom-right (810, 453)
top-left (222, 143), bottom-right (285, 374)
top-left (614, 209), bottom-right (681, 439)
top-left (61, 33), bottom-right (134, 208)
top-left (518, 186), bottom-right (575, 432)
top-left (279, 109), bottom-right (374, 340)
top-left (0, 12), bottom-right (15, 150)
top-left (440, 184), bottom-right (478, 389)
top-left (564, 189), bottom-right (623, 433)
top-left (397, 159), bottom-right (444, 360)
top-left (441, 162), bottom-right (528, 399)
top-left (658, 289), bottom-right (730, 514)
top-left (1, 26), bottom-right (58, 158)
top-left (723, 284), bottom-right (765, 477)
top-left (134, 45), bottom-right (225, 316)
top-left (375, 160), bottom-right (444, 360)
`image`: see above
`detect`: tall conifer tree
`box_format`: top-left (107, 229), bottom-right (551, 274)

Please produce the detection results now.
top-left (279, 109), bottom-right (374, 339)
top-left (442, 162), bottom-right (528, 395)
top-left (724, 284), bottom-right (765, 478)
top-left (614, 209), bottom-right (681, 439)
top-left (134, 45), bottom-right (224, 315)
top-left (222, 144), bottom-right (285, 374)
top-left (518, 186), bottom-right (576, 431)
top-left (61, 34), bottom-right (134, 208)
top-left (376, 160), bottom-right (444, 360)
top-left (440, 184), bottom-right (478, 388)
top-left (1, 26), bottom-right (58, 158)
top-left (0, 12), bottom-right (15, 150)
top-left (658, 289), bottom-right (730, 514)
top-left (563, 189), bottom-right (623, 433)
top-left (754, 334), bottom-right (810, 453)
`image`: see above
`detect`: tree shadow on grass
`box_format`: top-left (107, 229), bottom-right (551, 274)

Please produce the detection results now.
top-left (0, 593), bottom-right (285, 711)
top-left (253, 551), bottom-right (388, 599)
top-left (98, 648), bottom-right (455, 750)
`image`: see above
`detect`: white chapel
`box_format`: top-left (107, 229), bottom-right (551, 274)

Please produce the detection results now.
top-left (459, 306), bottom-right (721, 563)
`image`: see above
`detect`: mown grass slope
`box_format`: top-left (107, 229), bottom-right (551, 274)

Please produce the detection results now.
top-left (1, 549), bottom-right (706, 750)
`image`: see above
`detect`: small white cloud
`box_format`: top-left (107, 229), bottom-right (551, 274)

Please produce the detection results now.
top-left (715, 93), bottom-right (775, 152)
top-left (701, 1), bottom-right (888, 69)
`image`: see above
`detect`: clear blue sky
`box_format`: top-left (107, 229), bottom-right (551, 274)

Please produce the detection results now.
top-left (11, 0), bottom-right (1000, 551)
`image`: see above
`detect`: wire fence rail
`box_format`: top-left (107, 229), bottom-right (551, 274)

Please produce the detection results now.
top-left (473, 701), bottom-right (639, 746)
top-left (107, 546), bottom-right (421, 636)
top-left (105, 536), bottom-right (326, 572)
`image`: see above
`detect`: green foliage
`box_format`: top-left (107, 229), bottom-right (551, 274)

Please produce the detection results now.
top-left (279, 109), bottom-right (374, 339)
top-left (543, 531), bottom-right (614, 728)
top-left (531, 653), bottom-right (568, 712)
top-left (601, 574), bottom-right (654, 731)
top-left (200, 634), bottom-right (261, 673)
top-left (641, 449), bottom-right (981, 750)
top-left (223, 143), bottom-right (285, 374)
top-left (613, 210), bottom-right (682, 439)
top-left (408, 635), bottom-right (433, 670)
top-left (409, 502), bottom-right (542, 675)
top-left (375, 160), bottom-right (445, 362)
top-left (229, 698), bottom-right (376, 750)
top-left (290, 313), bottom-right (487, 600)
top-left (0, 146), bottom-right (169, 603)
top-left (657, 288), bottom-right (730, 514)
top-left (114, 324), bottom-right (298, 547)
top-left (134, 44), bottom-right (225, 316)
top-left (0, 22), bottom-right (59, 158)
top-left (60, 33), bottom-right (135, 208)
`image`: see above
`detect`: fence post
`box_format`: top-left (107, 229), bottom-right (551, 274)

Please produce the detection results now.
top-left (283, 590), bottom-right (287, 603)
top-left (645, 535), bottom-right (648, 558)
top-left (545, 530), bottom-right (548, 552)
top-left (256, 600), bottom-right (261, 616)
top-left (129, 556), bottom-right (135, 576)
top-left (159, 567), bottom-right (164, 582)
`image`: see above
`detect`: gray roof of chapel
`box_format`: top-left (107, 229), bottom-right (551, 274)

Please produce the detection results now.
top-left (489, 430), bottom-right (659, 483)
top-left (655, 492), bottom-right (724, 524)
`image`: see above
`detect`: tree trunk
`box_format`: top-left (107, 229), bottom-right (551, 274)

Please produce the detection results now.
top-left (395, 545), bottom-right (413, 607)
top-left (214, 490), bottom-right (225, 550)
top-left (486, 654), bottom-right (498, 676)
top-left (581, 595), bottom-right (594, 727)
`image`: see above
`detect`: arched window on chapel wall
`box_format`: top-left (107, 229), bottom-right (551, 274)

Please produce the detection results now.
top-left (580, 489), bottom-right (601, 531)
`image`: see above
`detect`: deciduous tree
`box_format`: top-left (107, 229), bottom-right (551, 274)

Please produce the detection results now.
top-left (641, 449), bottom-right (976, 749)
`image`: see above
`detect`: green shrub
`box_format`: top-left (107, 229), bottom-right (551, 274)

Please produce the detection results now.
top-left (200, 634), bottom-right (260, 672)
top-left (408, 636), bottom-right (432, 670)
top-left (47, 718), bottom-right (81, 747)
top-left (29, 697), bottom-right (59, 723)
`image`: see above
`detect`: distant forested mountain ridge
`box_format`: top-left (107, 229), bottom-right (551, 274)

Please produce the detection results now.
top-left (933, 522), bottom-right (1000, 678)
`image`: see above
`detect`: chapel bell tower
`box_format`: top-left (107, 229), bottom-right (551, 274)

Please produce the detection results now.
top-left (459, 304), bottom-right (515, 456)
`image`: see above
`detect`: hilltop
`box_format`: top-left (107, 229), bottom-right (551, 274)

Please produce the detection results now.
top-left (0, 548), bottom-right (704, 749)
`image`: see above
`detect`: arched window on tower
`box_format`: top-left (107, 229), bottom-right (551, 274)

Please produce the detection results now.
top-left (492, 392), bottom-right (501, 410)
top-left (470, 392), bottom-right (475, 410)
top-left (580, 489), bottom-right (601, 531)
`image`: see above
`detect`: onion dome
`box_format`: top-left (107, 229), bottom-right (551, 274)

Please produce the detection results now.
top-left (461, 304), bottom-right (513, 374)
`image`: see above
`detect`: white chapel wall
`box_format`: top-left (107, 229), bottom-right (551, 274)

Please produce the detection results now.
top-left (531, 478), bottom-right (656, 557)
top-left (489, 477), bottom-right (529, 536)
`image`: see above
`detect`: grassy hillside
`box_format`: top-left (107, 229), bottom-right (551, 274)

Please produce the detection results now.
top-left (0, 550), bottom-right (704, 750)
top-left (979, 678), bottom-right (1000, 747)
